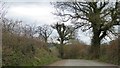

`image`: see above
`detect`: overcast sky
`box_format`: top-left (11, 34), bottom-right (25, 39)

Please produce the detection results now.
top-left (5, 2), bottom-right (56, 25)
top-left (2, 0), bottom-right (116, 45)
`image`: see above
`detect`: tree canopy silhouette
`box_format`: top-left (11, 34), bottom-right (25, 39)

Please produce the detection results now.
top-left (37, 24), bottom-right (53, 43)
top-left (52, 1), bottom-right (120, 59)
top-left (52, 22), bottom-right (75, 58)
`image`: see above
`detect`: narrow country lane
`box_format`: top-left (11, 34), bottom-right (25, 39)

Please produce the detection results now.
top-left (48, 59), bottom-right (119, 68)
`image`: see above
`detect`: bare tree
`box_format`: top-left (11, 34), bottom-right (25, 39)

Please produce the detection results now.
top-left (37, 24), bottom-right (53, 43)
top-left (0, 1), bottom-right (7, 20)
top-left (52, 22), bottom-right (75, 58)
top-left (0, 1), bottom-right (7, 32)
top-left (12, 20), bottom-right (23, 36)
top-left (52, 1), bottom-right (120, 59)
top-left (22, 24), bottom-right (36, 38)
top-left (2, 18), bottom-right (23, 36)
top-left (2, 19), bottom-right (15, 33)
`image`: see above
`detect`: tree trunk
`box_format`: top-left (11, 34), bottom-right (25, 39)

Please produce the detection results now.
top-left (118, 36), bottom-right (120, 65)
top-left (43, 37), bottom-right (49, 51)
top-left (60, 40), bottom-right (64, 58)
top-left (90, 31), bottom-right (101, 59)
top-left (44, 37), bottom-right (47, 43)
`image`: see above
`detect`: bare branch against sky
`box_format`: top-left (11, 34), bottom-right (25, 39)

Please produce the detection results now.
top-left (2, 0), bottom-right (120, 2)
top-left (1, 0), bottom-right (118, 44)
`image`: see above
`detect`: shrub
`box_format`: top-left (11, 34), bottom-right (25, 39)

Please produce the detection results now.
top-left (2, 32), bottom-right (59, 66)
top-left (63, 41), bottom-right (88, 59)
top-left (99, 39), bottom-right (119, 65)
